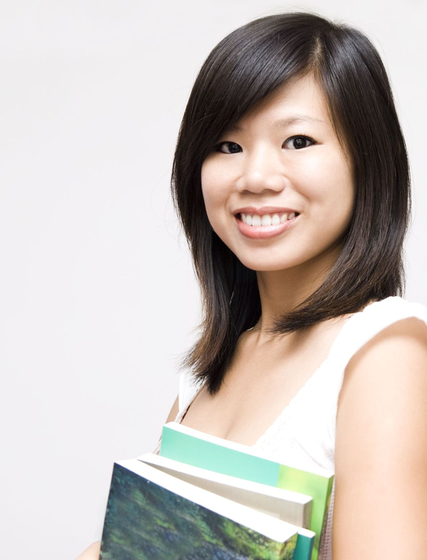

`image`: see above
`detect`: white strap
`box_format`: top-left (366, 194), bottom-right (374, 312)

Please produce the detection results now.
top-left (328, 297), bottom-right (427, 391)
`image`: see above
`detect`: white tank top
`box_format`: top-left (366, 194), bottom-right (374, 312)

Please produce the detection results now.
top-left (175, 296), bottom-right (427, 560)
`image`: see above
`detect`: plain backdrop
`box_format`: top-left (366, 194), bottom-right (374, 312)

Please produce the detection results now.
top-left (0, 1), bottom-right (426, 558)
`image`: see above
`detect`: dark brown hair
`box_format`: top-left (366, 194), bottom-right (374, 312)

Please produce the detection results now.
top-left (171, 12), bottom-right (410, 394)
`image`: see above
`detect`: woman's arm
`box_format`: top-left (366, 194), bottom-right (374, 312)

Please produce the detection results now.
top-left (75, 542), bottom-right (100, 560)
top-left (333, 317), bottom-right (427, 559)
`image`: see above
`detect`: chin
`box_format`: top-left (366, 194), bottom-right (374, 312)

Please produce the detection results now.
top-left (237, 258), bottom-right (292, 273)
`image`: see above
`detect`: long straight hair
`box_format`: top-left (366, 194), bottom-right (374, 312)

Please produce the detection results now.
top-left (172, 13), bottom-right (410, 394)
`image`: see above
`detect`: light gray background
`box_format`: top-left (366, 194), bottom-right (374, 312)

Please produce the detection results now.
top-left (0, 1), bottom-right (426, 558)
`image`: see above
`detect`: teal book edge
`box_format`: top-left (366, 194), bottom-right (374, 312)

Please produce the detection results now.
top-left (160, 422), bottom-right (334, 560)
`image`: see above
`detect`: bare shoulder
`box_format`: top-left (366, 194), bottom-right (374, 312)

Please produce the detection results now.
top-left (334, 317), bottom-right (427, 559)
top-left (339, 316), bottom-right (427, 419)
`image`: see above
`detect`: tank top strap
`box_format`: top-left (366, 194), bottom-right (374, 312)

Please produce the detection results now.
top-left (177, 369), bottom-right (202, 419)
top-left (326, 296), bottom-right (427, 393)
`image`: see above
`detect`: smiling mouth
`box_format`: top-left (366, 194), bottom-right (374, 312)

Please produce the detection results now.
top-left (238, 211), bottom-right (299, 227)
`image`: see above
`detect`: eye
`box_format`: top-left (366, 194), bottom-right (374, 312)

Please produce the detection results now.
top-left (214, 141), bottom-right (242, 154)
top-left (283, 135), bottom-right (316, 150)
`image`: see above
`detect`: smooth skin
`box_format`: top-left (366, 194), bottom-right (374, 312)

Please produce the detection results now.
top-left (75, 542), bottom-right (100, 560)
top-left (334, 317), bottom-right (427, 558)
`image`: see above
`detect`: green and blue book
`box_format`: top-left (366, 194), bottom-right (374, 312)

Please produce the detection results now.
top-left (100, 454), bottom-right (315, 559)
top-left (159, 422), bottom-right (334, 560)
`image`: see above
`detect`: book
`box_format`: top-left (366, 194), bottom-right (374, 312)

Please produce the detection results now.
top-left (100, 457), bottom-right (312, 560)
top-left (142, 452), bottom-right (313, 529)
top-left (159, 422), bottom-right (334, 560)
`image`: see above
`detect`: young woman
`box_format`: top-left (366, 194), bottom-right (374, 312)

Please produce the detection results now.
top-left (79, 12), bottom-right (427, 560)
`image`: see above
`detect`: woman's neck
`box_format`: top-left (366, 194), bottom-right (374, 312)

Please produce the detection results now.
top-left (254, 256), bottom-right (336, 335)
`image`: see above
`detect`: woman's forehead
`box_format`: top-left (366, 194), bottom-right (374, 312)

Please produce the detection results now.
top-left (225, 75), bottom-right (332, 132)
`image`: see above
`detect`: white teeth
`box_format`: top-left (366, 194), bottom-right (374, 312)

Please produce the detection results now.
top-left (240, 212), bottom-right (297, 227)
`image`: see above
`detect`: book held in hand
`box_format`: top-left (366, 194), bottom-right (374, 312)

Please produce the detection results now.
top-left (159, 422), bottom-right (334, 560)
top-left (100, 456), bottom-right (314, 560)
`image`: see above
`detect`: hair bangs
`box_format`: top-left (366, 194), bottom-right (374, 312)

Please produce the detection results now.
top-left (191, 23), bottom-right (320, 163)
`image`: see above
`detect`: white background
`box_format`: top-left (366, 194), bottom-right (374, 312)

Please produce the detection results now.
top-left (0, 1), bottom-right (426, 558)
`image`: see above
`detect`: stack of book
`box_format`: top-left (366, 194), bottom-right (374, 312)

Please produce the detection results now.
top-left (100, 422), bottom-right (334, 560)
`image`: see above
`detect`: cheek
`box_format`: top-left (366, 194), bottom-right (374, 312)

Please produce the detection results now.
top-left (286, 151), bottom-right (348, 202)
top-left (201, 160), bottom-right (229, 213)
top-left (314, 153), bottom-right (354, 209)
top-left (200, 163), bottom-right (222, 232)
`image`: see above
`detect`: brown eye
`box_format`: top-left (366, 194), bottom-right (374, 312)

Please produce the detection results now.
top-left (214, 142), bottom-right (242, 154)
top-left (283, 135), bottom-right (316, 150)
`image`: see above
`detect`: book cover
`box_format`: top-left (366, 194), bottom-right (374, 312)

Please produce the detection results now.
top-left (159, 422), bottom-right (334, 560)
top-left (100, 460), bottom-right (299, 560)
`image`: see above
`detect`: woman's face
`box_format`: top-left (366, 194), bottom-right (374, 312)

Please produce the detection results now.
top-left (201, 74), bottom-right (355, 277)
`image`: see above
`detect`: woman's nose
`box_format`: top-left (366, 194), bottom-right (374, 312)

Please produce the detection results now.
top-left (236, 147), bottom-right (286, 193)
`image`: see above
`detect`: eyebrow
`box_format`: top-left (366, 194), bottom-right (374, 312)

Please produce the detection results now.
top-left (228, 115), bottom-right (326, 133)
top-left (273, 116), bottom-right (326, 128)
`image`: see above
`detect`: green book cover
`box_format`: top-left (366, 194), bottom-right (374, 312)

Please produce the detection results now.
top-left (100, 460), bottom-right (298, 560)
top-left (160, 422), bottom-right (334, 560)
